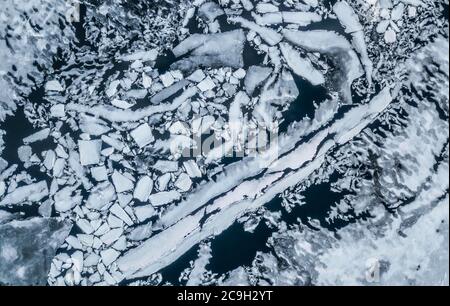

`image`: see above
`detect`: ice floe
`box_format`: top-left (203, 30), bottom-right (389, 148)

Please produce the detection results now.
top-left (0, 0), bottom-right (447, 287)
top-left (0, 181), bottom-right (48, 206)
top-left (130, 124), bottom-right (154, 148)
top-left (112, 171), bottom-right (134, 193)
top-left (133, 176), bottom-right (153, 202)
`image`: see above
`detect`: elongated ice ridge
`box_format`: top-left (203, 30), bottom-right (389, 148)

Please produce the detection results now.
top-left (66, 87), bottom-right (198, 122)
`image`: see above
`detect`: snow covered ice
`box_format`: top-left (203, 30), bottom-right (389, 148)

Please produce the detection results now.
top-left (0, 0), bottom-right (448, 287)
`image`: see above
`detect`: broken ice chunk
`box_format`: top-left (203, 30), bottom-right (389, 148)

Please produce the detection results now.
top-left (281, 12), bottom-right (322, 26)
top-left (23, 128), bottom-right (50, 144)
top-left (43, 150), bottom-right (56, 170)
top-left (256, 3), bottom-right (279, 13)
top-left (160, 72), bottom-right (175, 88)
top-left (84, 253), bottom-right (100, 267)
top-left (101, 134), bottom-right (125, 152)
top-left (149, 190), bottom-right (181, 207)
top-left (233, 68), bottom-right (246, 79)
top-left (0, 181), bottom-right (5, 198)
top-left (110, 203), bottom-right (133, 226)
top-left (121, 49), bottom-right (158, 62)
top-left (106, 80), bottom-right (120, 97)
top-left (86, 182), bottom-right (116, 210)
top-left (92, 237), bottom-right (102, 249)
top-left (384, 28), bottom-right (397, 43)
top-left (54, 186), bottom-right (83, 213)
top-left (91, 166), bottom-right (108, 182)
top-left (112, 171), bottom-right (134, 193)
top-left (333, 2), bottom-right (363, 33)
top-left (156, 173), bottom-right (171, 191)
top-left (55, 145), bottom-right (68, 159)
top-left (142, 73), bottom-right (153, 89)
top-left (45, 80), bottom-right (64, 92)
top-left (0, 181), bottom-right (48, 206)
top-left (333, 1), bottom-right (373, 86)
top-left (104, 271), bottom-right (119, 285)
top-left (126, 89), bottom-right (148, 100)
top-left (66, 235), bottom-right (83, 250)
top-left (133, 176), bottom-right (153, 202)
top-left (244, 66), bottom-right (273, 96)
top-left (100, 228), bottom-right (123, 246)
top-left (228, 16), bottom-right (282, 46)
top-left (260, 69), bottom-right (299, 106)
top-left (94, 222), bottom-right (110, 236)
top-left (171, 30), bottom-right (245, 72)
top-left (130, 123), bottom-right (154, 148)
top-left (150, 80), bottom-right (190, 104)
top-left (241, 0), bottom-right (254, 11)
top-left (38, 199), bottom-right (52, 217)
top-left (112, 236), bottom-right (127, 251)
top-left (80, 124), bottom-right (109, 138)
top-left (182, 6), bottom-right (196, 27)
top-left (128, 223), bottom-right (153, 241)
top-left (171, 70), bottom-right (184, 81)
top-left (408, 6), bottom-right (417, 18)
top-left (253, 12), bottom-right (283, 26)
top-left (198, 1), bottom-right (224, 22)
top-left (100, 249), bottom-right (120, 267)
top-left (283, 29), bottom-right (363, 103)
top-left (198, 116), bottom-right (216, 135)
top-left (377, 20), bottom-right (390, 34)
top-left (391, 3), bottom-right (405, 20)
top-left (197, 77), bottom-right (216, 92)
top-left (111, 99), bottom-right (133, 110)
top-left (53, 159), bottom-right (65, 177)
top-left (169, 121), bottom-right (190, 135)
top-left (174, 173), bottom-right (193, 192)
top-left (152, 160), bottom-right (179, 173)
top-left (18, 145), bottom-right (32, 163)
top-left (76, 219), bottom-right (94, 234)
top-left (183, 160), bottom-right (202, 178)
top-left (50, 104), bottom-right (65, 117)
top-left (78, 140), bottom-right (102, 166)
top-left (187, 69), bottom-right (206, 83)
top-left (108, 214), bottom-right (124, 229)
top-left (134, 204), bottom-right (156, 223)
top-left (280, 42), bottom-right (325, 86)
top-left (130, 60), bottom-right (143, 69)
top-left (78, 234), bottom-right (94, 247)
top-left (118, 193), bottom-right (133, 207)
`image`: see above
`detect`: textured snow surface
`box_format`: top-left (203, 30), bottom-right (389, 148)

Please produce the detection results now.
top-left (0, 0), bottom-right (448, 286)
